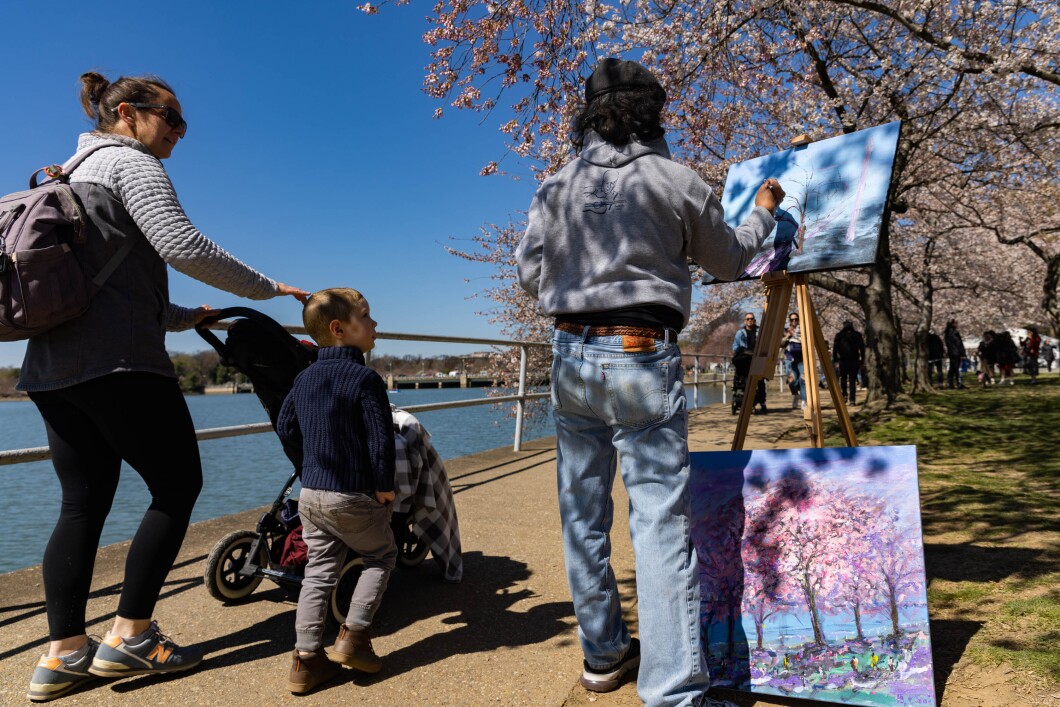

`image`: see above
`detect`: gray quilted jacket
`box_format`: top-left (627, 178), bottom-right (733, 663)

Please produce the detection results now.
top-left (18, 132), bottom-right (281, 391)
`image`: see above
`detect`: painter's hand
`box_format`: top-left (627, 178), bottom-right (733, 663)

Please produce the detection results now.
top-left (277, 283), bottom-right (310, 304)
top-left (375, 491), bottom-right (395, 505)
top-left (755, 178), bottom-right (786, 215)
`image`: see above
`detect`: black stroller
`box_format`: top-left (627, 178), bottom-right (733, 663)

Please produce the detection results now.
top-left (195, 308), bottom-right (429, 625)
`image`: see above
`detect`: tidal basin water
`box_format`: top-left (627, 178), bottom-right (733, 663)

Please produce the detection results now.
top-left (1, 383), bottom-right (725, 574)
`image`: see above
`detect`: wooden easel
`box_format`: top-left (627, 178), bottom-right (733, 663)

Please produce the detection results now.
top-left (731, 271), bottom-right (858, 450)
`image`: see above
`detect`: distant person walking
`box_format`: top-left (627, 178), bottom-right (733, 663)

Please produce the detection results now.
top-left (944, 320), bottom-right (966, 389)
top-left (781, 313), bottom-right (805, 409)
top-left (996, 331), bottom-right (1019, 385)
top-left (732, 312), bottom-right (767, 414)
top-left (926, 330), bottom-right (945, 387)
top-left (516, 57), bottom-right (782, 707)
top-left (1025, 327), bottom-right (1042, 384)
top-left (20, 71), bottom-right (308, 703)
top-left (977, 331), bottom-right (997, 386)
top-left (832, 321), bottom-right (865, 405)
top-left (1042, 339), bottom-right (1055, 373)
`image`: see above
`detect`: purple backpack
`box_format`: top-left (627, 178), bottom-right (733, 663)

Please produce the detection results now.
top-left (0, 141), bottom-right (134, 341)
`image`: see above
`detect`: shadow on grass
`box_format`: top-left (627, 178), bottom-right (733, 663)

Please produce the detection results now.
top-left (924, 543), bottom-right (1050, 584)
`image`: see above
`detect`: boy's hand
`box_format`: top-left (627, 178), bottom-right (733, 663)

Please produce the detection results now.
top-left (375, 491), bottom-right (395, 505)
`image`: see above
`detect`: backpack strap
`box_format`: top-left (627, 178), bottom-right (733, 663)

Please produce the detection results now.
top-left (26, 140), bottom-right (136, 288)
top-left (29, 139), bottom-right (125, 189)
top-left (91, 235), bottom-right (138, 288)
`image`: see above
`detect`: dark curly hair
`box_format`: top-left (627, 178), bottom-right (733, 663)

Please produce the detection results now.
top-left (571, 84), bottom-right (667, 150)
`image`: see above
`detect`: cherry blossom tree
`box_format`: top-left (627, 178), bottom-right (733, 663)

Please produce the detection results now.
top-left (364, 0), bottom-right (1058, 404)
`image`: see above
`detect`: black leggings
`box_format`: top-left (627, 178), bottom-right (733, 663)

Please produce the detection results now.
top-left (29, 372), bottom-right (203, 640)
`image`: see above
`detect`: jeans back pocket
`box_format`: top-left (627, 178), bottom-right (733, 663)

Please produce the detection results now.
top-left (602, 360), bottom-right (669, 428)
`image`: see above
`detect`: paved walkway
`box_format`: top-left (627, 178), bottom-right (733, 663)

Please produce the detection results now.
top-left (0, 399), bottom-right (827, 706)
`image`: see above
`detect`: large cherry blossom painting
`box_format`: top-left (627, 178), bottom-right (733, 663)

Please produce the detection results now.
top-left (704, 120), bottom-right (902, 283)
top-left (690, 446), bottom-right (935, 706)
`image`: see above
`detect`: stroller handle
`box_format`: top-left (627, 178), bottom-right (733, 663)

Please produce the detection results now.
top-left (194, 307), bottom-right (304, 365)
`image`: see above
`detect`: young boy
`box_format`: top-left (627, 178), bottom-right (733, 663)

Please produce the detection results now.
top-left (276, 288), bottom-right (397, 694)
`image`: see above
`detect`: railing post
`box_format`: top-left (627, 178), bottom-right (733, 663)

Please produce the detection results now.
top-left (693, 356), bottom-right (700, 408)
top-left (514, 345), bottom-right (528, 452)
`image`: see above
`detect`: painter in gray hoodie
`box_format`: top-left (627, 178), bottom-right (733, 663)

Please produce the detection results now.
top-left (517, 94), bottom-right (779, 331)
top-left (514, 58), bottom-right (785, 707)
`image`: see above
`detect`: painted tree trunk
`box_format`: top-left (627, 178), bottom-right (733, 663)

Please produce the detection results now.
top-left (803, 572), bottom-right (827, 646)
top-left (853, 599), bottom-right (865, 642)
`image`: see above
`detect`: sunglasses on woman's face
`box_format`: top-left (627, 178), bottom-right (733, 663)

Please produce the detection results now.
top-left (129, 103), bottom-right (187, 133)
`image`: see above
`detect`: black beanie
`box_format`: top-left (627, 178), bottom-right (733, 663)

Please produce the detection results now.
top-left (584, 58), bottom-right (664, 102)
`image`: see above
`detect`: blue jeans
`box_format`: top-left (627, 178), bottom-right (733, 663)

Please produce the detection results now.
top-left (551, 329), bottom-right (708, 707)
top-left (790, 358), bottom-right (807, 403)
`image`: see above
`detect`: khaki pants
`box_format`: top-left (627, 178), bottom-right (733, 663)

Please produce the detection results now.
top-left (294, 489), bottom-right (397, 652)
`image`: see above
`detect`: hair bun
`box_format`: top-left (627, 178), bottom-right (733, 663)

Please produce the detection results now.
top-left (79, 71), bottom-right (110, 118)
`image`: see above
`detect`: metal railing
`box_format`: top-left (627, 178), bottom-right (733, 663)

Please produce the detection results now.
top-left (0, 325), bottom-right (552, 468)
top-left (1, 328), bottom-right (791, 468)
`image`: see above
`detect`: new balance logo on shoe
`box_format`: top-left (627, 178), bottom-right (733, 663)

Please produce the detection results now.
top-left (147, 643), bottom-right (174, 664)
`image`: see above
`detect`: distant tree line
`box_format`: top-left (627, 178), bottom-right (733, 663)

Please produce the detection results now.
top-left (0, 351), bottom-right (494, 398)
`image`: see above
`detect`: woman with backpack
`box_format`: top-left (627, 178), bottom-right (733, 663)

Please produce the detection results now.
top-left (20, 72), bottom-right (308, 702)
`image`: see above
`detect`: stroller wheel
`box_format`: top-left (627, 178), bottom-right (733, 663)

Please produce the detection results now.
top-left (328, 556), bottom-right (365, 627)
top-left (204, 530), bottom-right (268, 602)
top-left (395, 515), bottom-right (431, 569)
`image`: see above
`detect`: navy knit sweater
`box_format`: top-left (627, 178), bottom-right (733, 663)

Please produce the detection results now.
top-left (276, 346), bottom-right (395, 494)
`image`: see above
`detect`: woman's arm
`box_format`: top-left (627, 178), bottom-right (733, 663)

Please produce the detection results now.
top-left (113, 152), bottom-right (281, 300)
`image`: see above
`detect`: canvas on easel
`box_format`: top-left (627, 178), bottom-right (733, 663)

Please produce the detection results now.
top-left (703, 120), bottom-right (902, 284)
top-left (690, 446), bottom-right (936, 706)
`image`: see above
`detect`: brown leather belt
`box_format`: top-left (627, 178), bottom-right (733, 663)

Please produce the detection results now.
top-left (555, 321), bottom-right (667, 339)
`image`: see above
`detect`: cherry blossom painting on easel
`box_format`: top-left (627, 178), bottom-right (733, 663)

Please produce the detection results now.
top-left (704, 120), bottom-right (902, 284)
top-left (690, 446), bottom-right (936, 706)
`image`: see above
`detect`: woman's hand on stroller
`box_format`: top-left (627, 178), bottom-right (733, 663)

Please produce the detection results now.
top-left (375, 490), bottom-right (395, 505)
top-left (192, 304), bottom-right (214, 325)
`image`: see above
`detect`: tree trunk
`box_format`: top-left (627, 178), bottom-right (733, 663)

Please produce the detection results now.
top-left (910, 276), bottom-right (936, 393)
top-left (863, 218), bottom-right (903, 404)
top-left (809, 221), bottom-right (904, 405)
top-left (854, 599), bottom-right (865, 642)
top-left (756, 618), bottom-right (765, 651)
top-left (1042, 253), bottom-right (1060, 338)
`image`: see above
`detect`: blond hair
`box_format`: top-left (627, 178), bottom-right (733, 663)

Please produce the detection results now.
top-left (302, 288), bottom-right (367, 345)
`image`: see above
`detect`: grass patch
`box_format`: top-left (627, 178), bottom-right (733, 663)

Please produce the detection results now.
top-left (824, 376), bottom-right (1060, 685)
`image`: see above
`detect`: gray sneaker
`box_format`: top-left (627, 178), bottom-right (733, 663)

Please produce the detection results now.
top-left (88, 622), bottom-right (202, 677)
top-left (27, 637), bottom-right (100, 702)
top-left (580, 637), bottom-right (640, 692)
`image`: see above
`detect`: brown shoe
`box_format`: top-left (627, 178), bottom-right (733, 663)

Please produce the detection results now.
top-left (287, 650), bottom-right (341, 694)
top-left (326, 625), bottom-right (382, 673)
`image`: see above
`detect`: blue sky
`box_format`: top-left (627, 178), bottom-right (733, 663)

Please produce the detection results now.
top-left (0, 1), bottom-right (539, 367)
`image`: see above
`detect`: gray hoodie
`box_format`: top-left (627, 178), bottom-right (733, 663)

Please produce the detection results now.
top-left (516, 131), bottom-right (774, 328)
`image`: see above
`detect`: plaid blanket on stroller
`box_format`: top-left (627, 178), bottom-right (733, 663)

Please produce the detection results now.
top-left (392, 408), bottom-right (463, 583)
